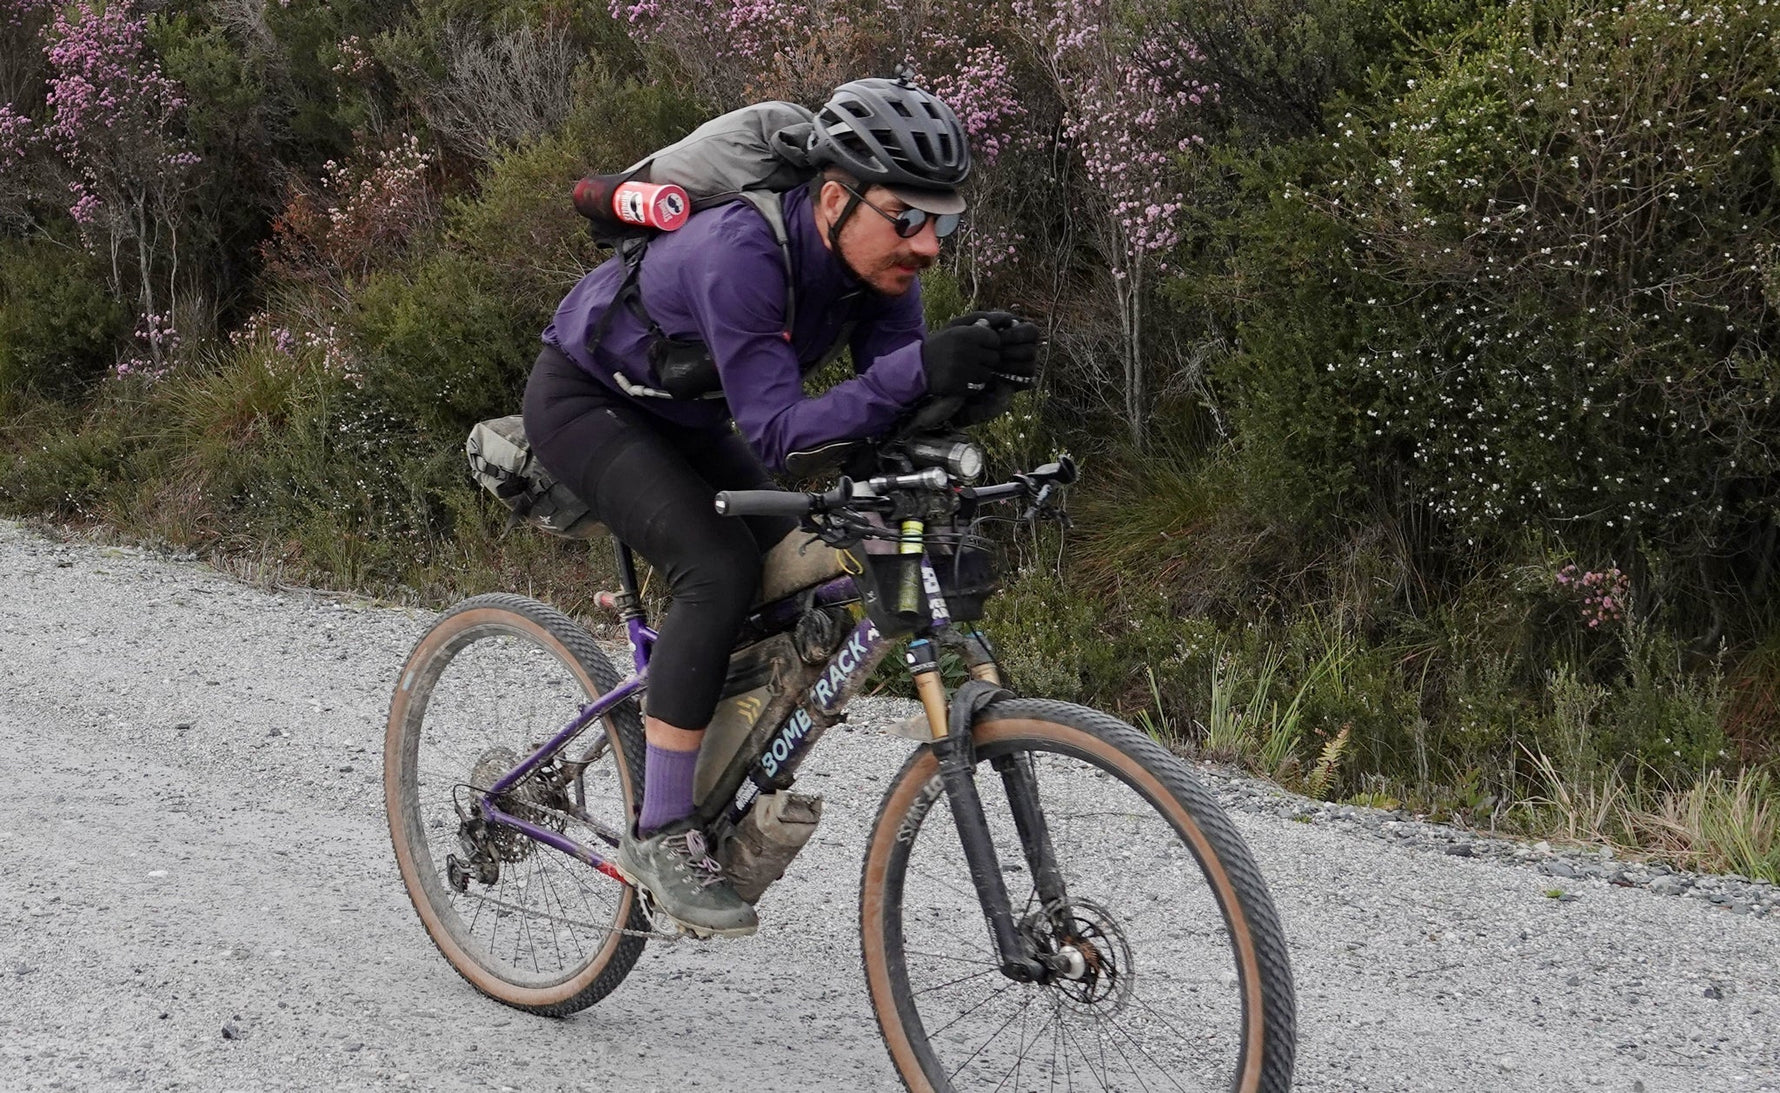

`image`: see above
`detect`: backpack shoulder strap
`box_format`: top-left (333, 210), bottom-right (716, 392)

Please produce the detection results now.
top-left (740, 191), bottom-right (852, 369)
top-left (738, 190), bottom-right (797, 334)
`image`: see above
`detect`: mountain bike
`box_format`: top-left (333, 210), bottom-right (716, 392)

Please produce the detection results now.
top-left (385, 430), bottom-right (1297, 1092)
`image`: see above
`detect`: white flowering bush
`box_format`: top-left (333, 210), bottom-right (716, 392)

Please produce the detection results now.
top-left (1231, 0), bottom-right (1779, 570)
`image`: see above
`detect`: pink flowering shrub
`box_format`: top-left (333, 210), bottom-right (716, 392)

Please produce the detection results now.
top-left (38, 0), bottom-right (199, 230)
top-left (1016, 0), bottom-right (1210, 268)
top-left (921, 42), bottom-right (1028, 166)
top-left (2, 0), bottom-right (199, 370)
top-left (0, 103), bottom-right (31, 167)
top-left (1556, 565), bottom-right (1630, 631)
top-left (112, 310), bottom-right (179, 382)
top-left (228, 312), bottom-right (299, 358)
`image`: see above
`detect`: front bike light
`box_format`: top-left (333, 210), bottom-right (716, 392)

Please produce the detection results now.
top-left (903, 436), bottom-right (985, 483)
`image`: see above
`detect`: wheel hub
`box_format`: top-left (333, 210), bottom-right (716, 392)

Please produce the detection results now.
top-left (1024, 898), bottom-right (1136, 1014)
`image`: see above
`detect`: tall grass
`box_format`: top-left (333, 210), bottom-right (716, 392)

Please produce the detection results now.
top-left (1520, 755), bottom-right (1780, 883)
top-left (1195, 623), bottom-right (1357, 796)
top-left (1643, 769), bottom-right (1780, 883)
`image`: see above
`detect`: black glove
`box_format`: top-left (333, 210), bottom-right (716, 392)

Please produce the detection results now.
top-left (946, 311), bottom-right (1040, 388)
top-left (993, 320), bottom-right (1040, 388)
top-left (922, 322), bottom-right (1000, 396)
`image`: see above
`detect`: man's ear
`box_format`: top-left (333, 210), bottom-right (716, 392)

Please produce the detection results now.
top-left (816, 178), bottom-right (851, 225)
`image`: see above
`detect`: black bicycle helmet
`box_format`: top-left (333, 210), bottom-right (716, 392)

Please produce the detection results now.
top-left (809, 76), bottom-right (972, 210)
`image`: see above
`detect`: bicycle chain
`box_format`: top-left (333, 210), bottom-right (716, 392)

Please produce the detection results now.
top-left (461, 795), bottom-right (697, 943)
top-left (451, 885), bottom-right (686, 942)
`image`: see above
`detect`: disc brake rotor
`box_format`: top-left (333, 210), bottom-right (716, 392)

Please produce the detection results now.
top-left (1025, 898), bottom-right (1137, 1015)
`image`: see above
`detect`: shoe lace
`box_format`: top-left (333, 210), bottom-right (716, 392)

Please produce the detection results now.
top-left (668, 829), bottom-right (728, 889)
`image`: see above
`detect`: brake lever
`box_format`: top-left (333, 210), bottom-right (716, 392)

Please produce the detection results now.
top-left (1020, 482), bottom-right (1071, 527)
top-left (803, 508), bottom-right (881, 548)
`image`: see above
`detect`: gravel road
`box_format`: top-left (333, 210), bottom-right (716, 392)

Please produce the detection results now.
top-left (1, 518), bottom-right (1776, 1092)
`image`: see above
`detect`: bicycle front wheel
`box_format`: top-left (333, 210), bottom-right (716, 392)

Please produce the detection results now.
top-left (860, 698), bottom-right (1296, 1092)
top-left (385, 593), bottom-right (649, 1015)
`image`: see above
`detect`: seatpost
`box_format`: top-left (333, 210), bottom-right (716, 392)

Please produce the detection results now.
top-left (610, 539), bottom-right (645, 620)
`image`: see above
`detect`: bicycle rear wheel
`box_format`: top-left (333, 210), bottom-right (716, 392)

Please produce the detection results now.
top-left (385, 592), bottom-right (649, 1015)
top-left (860, 698), bottom-right (1296, 1092)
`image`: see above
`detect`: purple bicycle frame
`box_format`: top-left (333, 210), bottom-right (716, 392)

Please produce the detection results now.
top-left (476, 572), bottom-right (915, 881)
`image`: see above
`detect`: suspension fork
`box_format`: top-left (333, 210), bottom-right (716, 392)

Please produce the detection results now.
top-left (908, 640), bottom-right (1048, 982)
top-left (945, 632), bottom-right (1070, 908)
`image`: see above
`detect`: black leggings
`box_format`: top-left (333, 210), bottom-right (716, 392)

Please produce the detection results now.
top-left (522, 347), bottom-right (795, 729)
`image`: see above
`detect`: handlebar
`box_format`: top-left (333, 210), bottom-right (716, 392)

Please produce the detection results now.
top-left (712, 456), bottom-right (1077, 520)
top-left (956, 457), bottom-right (1078, 503)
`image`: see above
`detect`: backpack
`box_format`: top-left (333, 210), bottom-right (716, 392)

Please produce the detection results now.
top-left (586, 102), bottom-right (854, 400)
top-left (465, 415), bottom-right (602, 539)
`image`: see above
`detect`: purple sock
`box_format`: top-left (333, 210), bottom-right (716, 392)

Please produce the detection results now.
top-left (637, 742), bottom-right (700, 835)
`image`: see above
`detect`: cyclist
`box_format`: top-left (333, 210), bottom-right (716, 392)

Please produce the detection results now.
top-left (522, 76), bottom-right (1038, 937)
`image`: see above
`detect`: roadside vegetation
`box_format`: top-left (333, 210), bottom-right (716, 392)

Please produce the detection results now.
top-left (2, 0), bottom-right (1776, 881)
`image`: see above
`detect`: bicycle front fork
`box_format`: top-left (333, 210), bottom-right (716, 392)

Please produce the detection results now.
top-left (907, 638), bottom-right (1071, 983)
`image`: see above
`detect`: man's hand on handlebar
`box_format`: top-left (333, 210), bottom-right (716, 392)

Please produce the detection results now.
top-left (927, 310), bottom-right (1042, 429)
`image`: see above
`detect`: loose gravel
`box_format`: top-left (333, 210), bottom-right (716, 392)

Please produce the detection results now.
top-left (1, 518), bottom-right (1776, 1092)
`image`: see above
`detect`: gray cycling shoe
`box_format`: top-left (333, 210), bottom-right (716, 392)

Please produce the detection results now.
top-left (616, 821), bottom-right (759, 939)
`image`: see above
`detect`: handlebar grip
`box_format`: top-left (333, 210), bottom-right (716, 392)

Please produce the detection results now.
top-left (714, 490), bottom-right (817, 517)
top-left (715, 478), bottom-right (854, 518)
top-left (1032, 455), bottom-right (1079, 485)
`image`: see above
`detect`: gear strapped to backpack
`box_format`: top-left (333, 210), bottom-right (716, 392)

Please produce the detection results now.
top-left (580, 101), bottom-right (854, 401)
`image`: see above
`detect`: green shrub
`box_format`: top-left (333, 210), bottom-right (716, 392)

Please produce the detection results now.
top-left (0, 404), bottom-right (136, 519)
top-left (1598, 621), bottom-right (1729, 782)
top-left (346, 251), bottom-right (540, 444)
top-left (0, 239), bottom-right (128, 406)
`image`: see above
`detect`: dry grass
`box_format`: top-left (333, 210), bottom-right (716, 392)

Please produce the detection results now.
top-left (1520, 752), bottom-right (1780, 882)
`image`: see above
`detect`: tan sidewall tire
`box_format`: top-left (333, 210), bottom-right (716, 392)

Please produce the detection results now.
top-left (384, 594), bottom-right (646, 1013)
top-left (860, 706), bottom-right (1293, 1093)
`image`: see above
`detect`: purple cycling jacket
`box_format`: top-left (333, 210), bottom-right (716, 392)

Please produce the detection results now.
top-left (542, 184), bottom-right (931, 472)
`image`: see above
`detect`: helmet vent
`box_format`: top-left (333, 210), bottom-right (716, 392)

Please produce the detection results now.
top-left (808, 77), bottom-right (973, 189)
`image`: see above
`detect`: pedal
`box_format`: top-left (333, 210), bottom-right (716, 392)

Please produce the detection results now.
top-left (632, 887), bottom-right (756, 941)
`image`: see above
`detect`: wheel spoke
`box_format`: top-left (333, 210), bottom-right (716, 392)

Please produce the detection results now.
top-left (945, 985), bottom-right (1041, 1085)
top-left (909, 965), bottom-right (1004, 999)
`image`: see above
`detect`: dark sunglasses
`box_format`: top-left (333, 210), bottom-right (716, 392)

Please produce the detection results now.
top-left (840, 183), bottom-right (962, 239)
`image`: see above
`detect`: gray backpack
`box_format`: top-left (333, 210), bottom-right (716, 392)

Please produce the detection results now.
top-left (465, 416), bottom-right (601, 539)
top-left (617, 98), bottom-right (817, 313)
